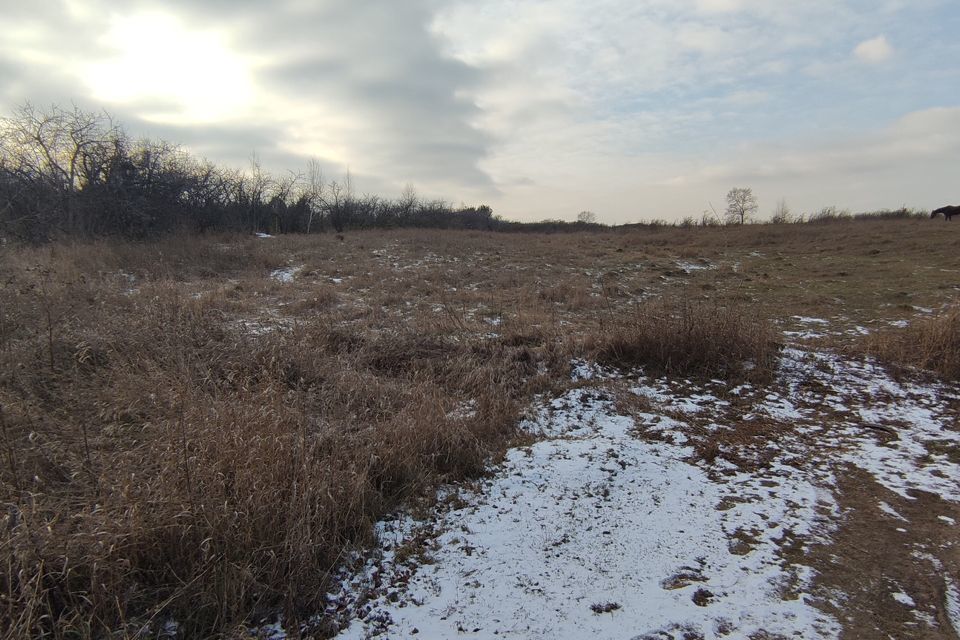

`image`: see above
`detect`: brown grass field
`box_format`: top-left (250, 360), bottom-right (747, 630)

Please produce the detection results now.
top-left (1, 218), bottom-right (958, 638)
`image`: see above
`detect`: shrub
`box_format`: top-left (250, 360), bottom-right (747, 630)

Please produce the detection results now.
top-left (589, 298), bottom-right (780, 380)
top-left (852, 207), bottom-right (925, 221)
top-left (0, 258), bottom-right (531, 637)
top-left (806, 206), bottom-right (852, 223)
top-left (861, 307), bottom-right (960, 380)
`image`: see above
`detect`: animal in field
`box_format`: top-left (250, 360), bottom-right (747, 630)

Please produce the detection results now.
top-left (931, 205), bottom-right (960, 221)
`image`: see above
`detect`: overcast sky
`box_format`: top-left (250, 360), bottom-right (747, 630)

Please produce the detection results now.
top-left (2, 0), bottom-right (958, 223)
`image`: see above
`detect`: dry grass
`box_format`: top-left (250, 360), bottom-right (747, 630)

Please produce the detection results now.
top-left (588, 298), bottom-right (780, 381)
top-left (0, 218), bottom-right (957, 637)
top-left (0, 238), bottom-right (552, 638)
top-left (860, 307), bottom-right (960, 380)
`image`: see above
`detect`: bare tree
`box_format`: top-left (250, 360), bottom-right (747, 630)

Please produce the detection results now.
top-left (0, 103), bottom-right (122, 234)
top-left (305, 158), bottom-right (325, 233)
top-left (724, 187), bottom-right (758, 225)
top-left (328, 177), bottom-right (346, 233)
top-left (771, 198), bottom-right (792, 224)
top-left (700, 210), bottom-right (720, 227)
top-left (577, 210), bottom-right (597, 224)
top-left (0, 103), bottom-right (533, 239)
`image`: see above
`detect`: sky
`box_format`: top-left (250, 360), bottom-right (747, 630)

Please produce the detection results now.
top-left (1, 0), bottom-right (958, 223)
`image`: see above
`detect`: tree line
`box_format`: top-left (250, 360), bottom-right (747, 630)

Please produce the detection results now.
top-left (0, 104), bottom-right (507, 242)
top-left (0, 104), bottom-right (929, 243)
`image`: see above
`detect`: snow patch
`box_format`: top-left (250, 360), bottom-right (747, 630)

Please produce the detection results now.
top-left (878, 502), bottom-right (908, 522)
top-left (675, 260), bottom-right (713, 273)
top-left (334, 389), bottom-right (839, 640)
top-left (773, 349), bottom-right (960, 502)
top-left (783, 330), bottom-right (827, 340)
top-left (946, 576), bottom-right (960, 637)
top-left (271, 265), bottom-right (303, 283)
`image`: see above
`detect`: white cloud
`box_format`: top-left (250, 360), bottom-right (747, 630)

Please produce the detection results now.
top-left (1, 0), bottom-right (954, 222)
top-left (695, 0), bottom-right (746, 13)
top-left (854, 35), bottom-right (894, 63)
top-left (720, 90), bottom-right (771, 106)
top-left (701, 107), bottom-right (960, 181)
top-left (85, 12), bottom-right (256, 123)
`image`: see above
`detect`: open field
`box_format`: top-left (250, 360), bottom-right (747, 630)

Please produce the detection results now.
top-left (1, 218), bottom-right (959, 638)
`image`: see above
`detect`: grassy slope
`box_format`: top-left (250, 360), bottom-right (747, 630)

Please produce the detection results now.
top-left (0, 218), bottom-right (957, 637)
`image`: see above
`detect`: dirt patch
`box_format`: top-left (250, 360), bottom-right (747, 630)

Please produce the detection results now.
top-left (798, 465), bottom-right (960, 639)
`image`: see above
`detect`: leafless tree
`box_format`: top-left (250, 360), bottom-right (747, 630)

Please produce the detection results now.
top-left (724, 187), bottom-right (758, 225)
top-left (770, 198), bottom-right (792, 224)
top-left (0, 103), bottom-right (516, 239)
top-left (305, 158), bottom-right (325, 233)
top-left (0, 103), bottom-right (121, 234)
top-left (700, 210), bottom-right (721, 227)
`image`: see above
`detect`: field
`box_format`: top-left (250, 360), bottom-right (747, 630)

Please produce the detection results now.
top-left (1, 218), bottom-right (959, 639)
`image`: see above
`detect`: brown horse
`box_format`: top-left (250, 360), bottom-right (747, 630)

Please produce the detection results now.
top-left (932, 205), bottom-right (960, 221)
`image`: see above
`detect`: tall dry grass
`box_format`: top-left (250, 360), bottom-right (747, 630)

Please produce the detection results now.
top-left (0, 238), bottom-right (552, 638)
top-left (860, 307), bottom-right (960, 380)
top-left (588, 298), bottom-right (780, 380)
top-left (0, 218), bottom-right (954, 637)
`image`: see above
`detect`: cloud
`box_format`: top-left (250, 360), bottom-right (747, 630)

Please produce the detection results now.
top-left (854, 35), bottom-right (894, 63)
top-left (694, 0), bottom-right (747, 14)
top-left (721, 90), bottom-right (771, 106)
top-left (699, 107), bottom-right (960, 181)
top-left (0, 0), bottom-right (956, 222)
top-left (662, 106), bottom-right (960, 213)
top-left (0, 0), bottom-right (496, 198)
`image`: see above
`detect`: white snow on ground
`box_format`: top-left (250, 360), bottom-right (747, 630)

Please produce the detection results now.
top-left (569, 359), bottom-right (618, 383)
top-left (946, 576), bottom-right (960, 636)
top-left (878, 502), bottom-right (908, 521)
top-left (768, 349), bottom-right (960, 502)
top-left (333, 388), bottom-right (839, 640)
top-left (783, 330), bottom-right (827, 340)
top-left (236, 309), bottom-right (293, 336)
top-left (781, 317), bottom-right (831, 340)
top-left (675, 260), bottom-right (713, 273)
top-left (630, 381), bottom-right (729, 417)
top-left (280, 344), bottom-right (958, 640)
top-left (271, 265), bottom-right (303, 283)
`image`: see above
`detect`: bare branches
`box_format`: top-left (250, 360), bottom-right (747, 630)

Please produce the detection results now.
top-left (0, 103), bottom-right (501, 241)
top-left (724, 187), bottom-right (758, 225)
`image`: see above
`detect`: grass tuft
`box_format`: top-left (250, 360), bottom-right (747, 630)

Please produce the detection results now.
top-left (861, 307), bottom-right (960, 380)
top-left (590, 298), bottom-right (780, 381)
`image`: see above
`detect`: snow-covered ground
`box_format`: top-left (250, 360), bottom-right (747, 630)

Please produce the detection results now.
top-left (271, 265), bottom-right (303, 283)
top-left (257, 344), bottom-right (959, 639)
top-left (331, 386), bottom-right (839, 639)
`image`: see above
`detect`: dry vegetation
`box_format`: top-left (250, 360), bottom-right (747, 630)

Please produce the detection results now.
top-left (0, 217), bottom-right (958, 638)
top-left (590, 298), bottom-right (779, 381)
top-left (860, 306), bottom-right (960, 380)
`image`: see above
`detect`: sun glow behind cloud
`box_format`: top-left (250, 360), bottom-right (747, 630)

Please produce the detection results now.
top-left (2, 0), bottom-right (956, 221)
top-left (85, 13), bottom-right (255, 123)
